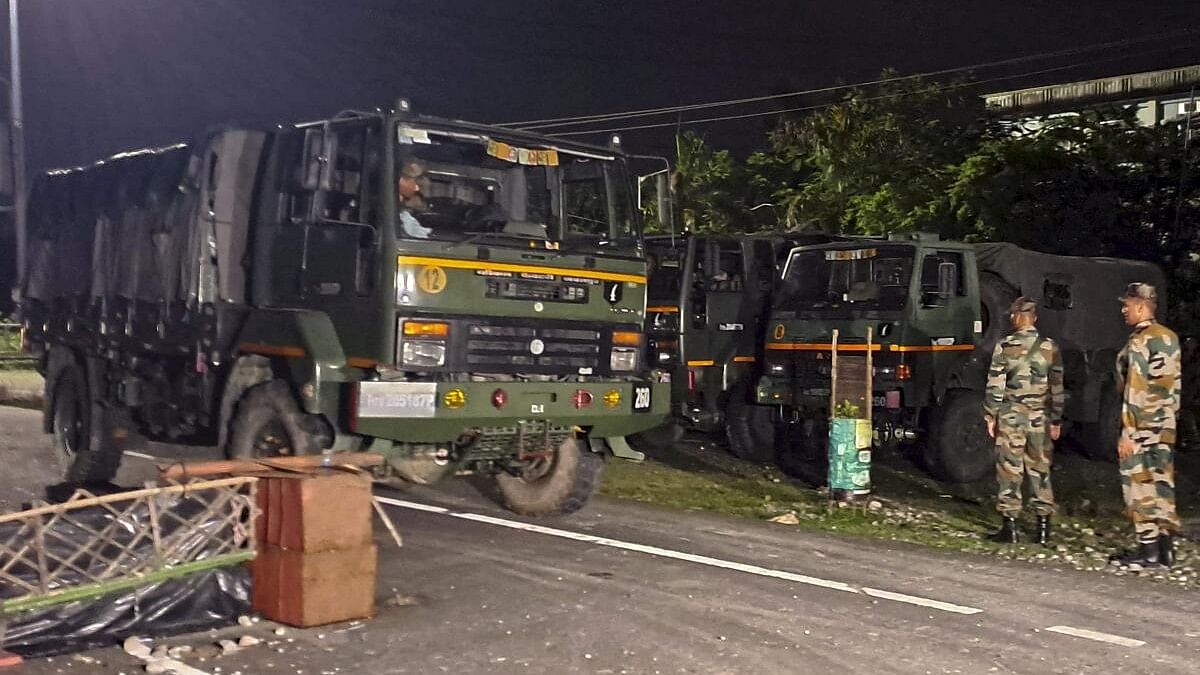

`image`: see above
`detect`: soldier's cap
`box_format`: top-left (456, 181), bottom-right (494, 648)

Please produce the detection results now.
top-left (1009, 296), bottom-right (1037, 314)
top-left (1119, 282), bottom-right (1157, 303)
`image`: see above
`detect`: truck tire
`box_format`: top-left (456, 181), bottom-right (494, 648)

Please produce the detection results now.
top-left (496, 438), bottom-right (604, 517)
top-left (979, 273), bottom-right (1019, 353)
top-left (227, 381), bottom-right (322, 459)
top-left (51, 364), bottom-right (126, 483)
top-left (776, 416), bottom-right (828, 483)
top-left (1078, 384), bottom-right (1121, 462)
top-left (627, 421), bottom-right (685, 454)
top-left (927, 389), bottom-right (994, 483)
top-left (725, 385), bottom-right (777, 463)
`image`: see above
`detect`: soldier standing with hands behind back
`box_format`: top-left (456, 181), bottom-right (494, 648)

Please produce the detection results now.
top-left (983, 297), bottom-right (1065, 545)
top-left (1113, 283), bottom-right (1182, 568)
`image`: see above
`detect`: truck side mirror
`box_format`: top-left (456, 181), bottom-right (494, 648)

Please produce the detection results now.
top-left (302, 126), bottom-right (338, 192)
top-left (302, 128), bottom-right (323, 191)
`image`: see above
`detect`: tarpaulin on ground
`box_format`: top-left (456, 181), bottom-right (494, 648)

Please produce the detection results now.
top-left (0, 484), bottom-right (252, 657)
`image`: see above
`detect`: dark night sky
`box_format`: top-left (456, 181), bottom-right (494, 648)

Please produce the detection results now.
top-left (13, 0), bottom-right (1200, 170)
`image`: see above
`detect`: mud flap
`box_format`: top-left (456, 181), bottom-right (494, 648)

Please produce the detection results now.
top-left (594, 436), bottom-right (645, 463)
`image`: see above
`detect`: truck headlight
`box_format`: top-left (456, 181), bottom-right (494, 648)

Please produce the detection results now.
top-left (402, 341), bottom-right (446, 367)
top-left (610, 347), bottom-right (638, 372)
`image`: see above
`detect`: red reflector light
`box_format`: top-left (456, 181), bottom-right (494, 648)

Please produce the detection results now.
top-left (571, 389), bottom-right (593, 409)
top-left (688, 369), bottom-right (696, 394)
top-left (896, 364), bottom-right (912, 380)
top-left (491, 389), bottom-right (508, 409)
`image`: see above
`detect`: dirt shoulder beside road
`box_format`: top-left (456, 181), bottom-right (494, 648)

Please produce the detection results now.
top-left (601, 434), bottom-right (1200, 589)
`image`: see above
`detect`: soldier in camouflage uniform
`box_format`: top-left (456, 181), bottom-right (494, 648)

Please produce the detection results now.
top-left (983, 297), bottom-right (1065, 545)
top-left (1113, 283), bottom-right (1182, 568)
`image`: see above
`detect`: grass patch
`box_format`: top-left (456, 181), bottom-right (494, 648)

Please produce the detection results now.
top-left (601, 439), bottom-right (1200, 587)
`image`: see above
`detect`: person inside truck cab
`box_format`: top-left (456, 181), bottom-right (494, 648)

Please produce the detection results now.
top-left (397, 159), bottom-right (433, 239)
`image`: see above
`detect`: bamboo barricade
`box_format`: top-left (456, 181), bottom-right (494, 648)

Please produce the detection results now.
top-left (0, 478), bottom-right (259, 617)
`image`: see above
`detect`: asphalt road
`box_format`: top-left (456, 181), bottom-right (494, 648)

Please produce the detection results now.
top-left (3, 406), bottom-right (1199, 674)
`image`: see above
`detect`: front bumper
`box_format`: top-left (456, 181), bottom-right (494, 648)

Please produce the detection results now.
top-left (351, 379), bottom-right (671, 442)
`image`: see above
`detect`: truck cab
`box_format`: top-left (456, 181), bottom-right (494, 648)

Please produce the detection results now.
top-left (637, 233), bottom-right (832, 461)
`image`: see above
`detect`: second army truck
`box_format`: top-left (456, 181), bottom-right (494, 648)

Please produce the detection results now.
top-left (17, 104), bottom-right (669, 516)
top-left (634, 233), bottom-right (831, 461)
top-left (755, 233), bottom-right (1164, 482)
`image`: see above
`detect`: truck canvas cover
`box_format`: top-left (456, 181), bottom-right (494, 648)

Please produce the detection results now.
top-left (974, 242), bottom-right (1166, 352)
top-left (23, 130), bottom-right (265, 308)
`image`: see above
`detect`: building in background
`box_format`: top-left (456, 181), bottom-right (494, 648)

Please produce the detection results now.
top-left (985, 63), bottom-right (1200, 126)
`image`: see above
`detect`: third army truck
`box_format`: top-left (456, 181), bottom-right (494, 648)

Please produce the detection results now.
top-left (634, 233), bottom-right (831, 461)
top-left (17, 103), bottom-right (669, 516)
top-left (754, 232), bottom-right (1164, 482)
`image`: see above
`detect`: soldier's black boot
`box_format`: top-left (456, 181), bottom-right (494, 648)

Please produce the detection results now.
top-left (1159, 533), bottom-right (1175, 568)
top-left (1036, 516), bottom-right (1052, 547)
top-left (1114, 539), bottom-right (1161, 568)
top-left (987, 517), bottom-right (1019, 544)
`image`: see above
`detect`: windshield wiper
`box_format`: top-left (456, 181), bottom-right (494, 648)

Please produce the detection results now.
top-left (443, 230), bottom-right (546, 252)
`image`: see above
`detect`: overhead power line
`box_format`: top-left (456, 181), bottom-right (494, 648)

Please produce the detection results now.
top-left (547, 44), bottom-right (1199, 138)
top-left (503, 28), bottom-right (1200, 132)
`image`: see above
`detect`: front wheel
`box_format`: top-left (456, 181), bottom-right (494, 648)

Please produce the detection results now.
top-left (496, 437), bottom-right (604, 517)
top-left (926, 389), bottom-right (994, 483)
top-left (227, 381), bottom-right (323, 459)
top-left (725, 385), bottom-right (777, 463)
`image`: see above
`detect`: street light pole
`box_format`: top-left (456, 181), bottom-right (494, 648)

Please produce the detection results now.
top-left (8, 0), bottom-right (26, 301)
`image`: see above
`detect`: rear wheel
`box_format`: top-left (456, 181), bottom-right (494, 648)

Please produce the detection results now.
top-left (51, 363), bottom-right (127, 484)
top-left (927, 389), bottom-right (994, 483)
top-left (227, 381), bottom-right (323, 459)
top-left (496, 437), bottom-right (604, 516)
top-left (1078, 383), bottom-right (1121, 461)
top-left (725, 384), bottom-right (777, 463)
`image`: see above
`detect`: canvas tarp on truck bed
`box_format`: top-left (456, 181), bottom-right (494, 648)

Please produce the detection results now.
top-left (974, 242), bottom-right (1166, 353)
top-left (21, 130), bottom-right (266, 310)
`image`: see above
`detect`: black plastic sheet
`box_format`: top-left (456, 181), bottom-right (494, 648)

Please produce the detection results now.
top-left (0, 482), bottom-right (252, 657)
top-left (2, 567), bottom-right (250, 658)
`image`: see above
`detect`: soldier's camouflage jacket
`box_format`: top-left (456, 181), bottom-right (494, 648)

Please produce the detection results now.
top-left (1116, 320), bottom-right (1182, 444)
top-left (984, 327), bottom-right (1065, 423)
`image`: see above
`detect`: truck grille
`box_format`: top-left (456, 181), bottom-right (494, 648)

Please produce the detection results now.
top-left (465, 323), bottom-right (602, 371)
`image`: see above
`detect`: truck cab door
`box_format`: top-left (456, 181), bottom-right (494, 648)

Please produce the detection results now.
top-left (917, 249), bottom-right (978, 395)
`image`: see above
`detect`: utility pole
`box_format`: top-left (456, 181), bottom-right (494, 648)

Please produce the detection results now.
top-left (7, 0), bottom-right (25, 303)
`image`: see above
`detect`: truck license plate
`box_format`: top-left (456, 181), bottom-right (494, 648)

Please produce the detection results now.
top-left (358, 382), bottom-right (438, 418)
top-left (633, 385), bottom-right (652, 412)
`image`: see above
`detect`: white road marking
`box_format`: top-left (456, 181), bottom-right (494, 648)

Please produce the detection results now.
top-left (376, 496), bottom-right (987, 615)
top-left (862, 587), bottom-right (983, 615)
top-left (378, 497), bottom-right (450, 514)
top-left (1045, 625), bottom-right (1145, 648)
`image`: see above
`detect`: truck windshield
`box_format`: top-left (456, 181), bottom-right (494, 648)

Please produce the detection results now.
top-left (395, 125), bottom-right (636, 250)
top-left (780, 246), bottom-right (915, 310)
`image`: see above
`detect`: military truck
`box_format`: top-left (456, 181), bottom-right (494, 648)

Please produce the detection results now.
top-left (754, 232), bottom-right (1164, 482)
top-left (15, 104), bottom-right (669, 516)
top-left (633, 232), bottom-right (833, 461)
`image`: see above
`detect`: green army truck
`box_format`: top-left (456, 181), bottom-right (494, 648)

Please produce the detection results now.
top-left (634, 232), bottom-right (833, 461)
top-left (16, 104), bottom-right (669, 515)
top-left (754, 232), bottom-right (1164, 482)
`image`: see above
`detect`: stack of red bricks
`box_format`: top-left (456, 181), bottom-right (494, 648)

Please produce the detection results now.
top-left (251, 470), bottom-right (377, 627)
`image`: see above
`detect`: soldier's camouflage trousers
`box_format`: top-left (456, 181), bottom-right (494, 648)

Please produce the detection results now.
top-left (1119, 435), bottom-right (1180, 543)
top-left (994, 410), bottom-right (1054, 517)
